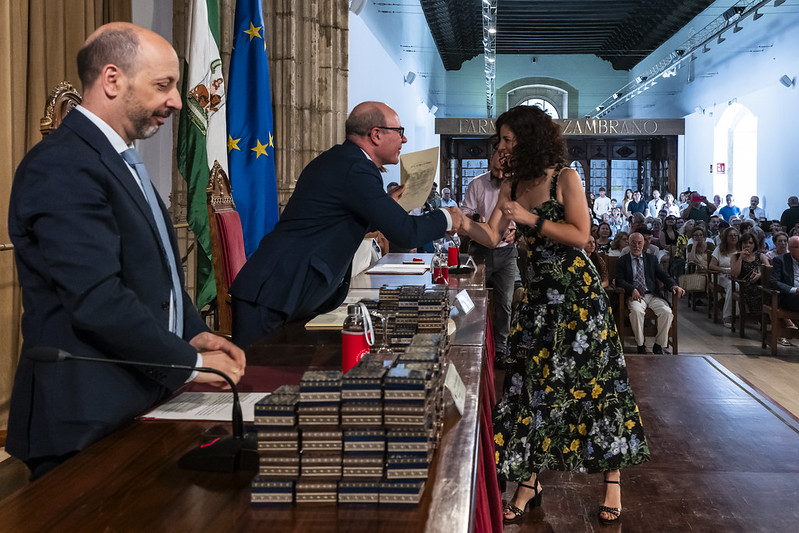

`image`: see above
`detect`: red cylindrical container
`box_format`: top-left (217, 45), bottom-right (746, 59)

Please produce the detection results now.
top-left (447, 246), bottom-right (459, 267)
top-left (342, 304), bottom-right (369, 373)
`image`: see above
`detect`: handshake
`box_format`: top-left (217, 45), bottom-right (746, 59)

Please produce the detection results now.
top-left (444, 206), bottom-right (468, 234)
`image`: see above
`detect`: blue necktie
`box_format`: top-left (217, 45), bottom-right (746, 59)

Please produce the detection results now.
top-left (121, 148), bottom-right (184, 337)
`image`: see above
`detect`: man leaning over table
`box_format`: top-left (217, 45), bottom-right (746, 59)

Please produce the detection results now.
top-left (230, 101), bottom-right (464, 347)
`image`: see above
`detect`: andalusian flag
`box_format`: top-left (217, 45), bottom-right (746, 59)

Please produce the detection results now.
top-left (227, 0), bottom-right (279, 256)
top-left (177, 0), bottom-right (227, 309)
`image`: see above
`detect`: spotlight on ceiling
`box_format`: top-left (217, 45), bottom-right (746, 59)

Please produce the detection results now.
top-left (733, 22), bottom-right (743, 33)
top-left (780, 75), bottom-right (795, 88)
top-left (753, 9), bottom-right (763, 20)
top-left (596, 105), bottom-right (605, 111)
top-left (488, 27), bottom-right (496, 34)
top-left (675, 49), bottom-right (685, 56)
top-left (613, 92), bottom-right (622, 99)
top-left (635, 76), bottom-right (647, 83)
top-left (702, 44), bottom-right (711, 53)
top-left (717, 34), bottom-right (726, 44)
top-left (775, 0), bottom-right (785, 6)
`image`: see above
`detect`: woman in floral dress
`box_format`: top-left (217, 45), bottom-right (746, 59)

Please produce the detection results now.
top-left (459, 106), bottom-right (649, 525)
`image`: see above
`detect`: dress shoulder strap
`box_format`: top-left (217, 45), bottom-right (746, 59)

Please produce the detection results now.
top-left (549, 163), bottom-right (565, 199)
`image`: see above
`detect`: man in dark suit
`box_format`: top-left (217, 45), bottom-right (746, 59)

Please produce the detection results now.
top-left (7, 23), bottom-right (245, 480)
top-left (771, 235), bottom-right (799, 313)
top-left (615, 232), bottom-right (685, 354)
top-left (230, 102), bottom-right (462, 347)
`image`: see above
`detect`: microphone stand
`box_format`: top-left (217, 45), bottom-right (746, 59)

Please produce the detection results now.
top-left (27, 348), bottom-right (258, 473)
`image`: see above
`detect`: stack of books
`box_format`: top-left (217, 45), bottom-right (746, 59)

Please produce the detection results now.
top-left (251, 385), bottom-right (300, 505)
top-left (417, 288), bottom-right (449, 334)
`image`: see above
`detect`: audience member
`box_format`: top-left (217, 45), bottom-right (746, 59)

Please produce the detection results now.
top-left (584, 236), bottom-right (610, 289)
top-left (718, 194), bottom-right (742, 222)
top-left (595, 222), bottom-right (612, 253)
top-left (622, 188), bottom-right (634, 218)
top-left (730, 231), bottom-right (770, 321)
top-left (647, 189), bottom-right (665, 219)
top-left (440, 187), bottom-right (458, 207)
top-left (650, 218), bottom-right (663, 247)
top-left (678, 191), bottom-right (691, 213)
top-left (744, 195), bottom-right (766, 222)
top-left (682, 192), bottom-right (716, 223)
top-left (608, 207), bottom-right (625, 235)
top-left (781, 196), bottom-right (799, 232)
top-left (608, 231), bottom-right (629, 257)
top-left (593, 186), bottom-right (611, 219)
top-left (615, 232), bottom-right (685, 354)
top-left (628, 190), bottom-right (647, 216)
top-left (770, 235), bottom-right (799, 342)
top-left (707, 215), bottom-right (722, 243)
top-left (662, 193), bottom-right (680, 216)
top-left (713, 194), bottom-right (723, 210)
top-left (767, 232), bottom-right (789, 260)
top-left (709, 227), bottom-right (740, 328)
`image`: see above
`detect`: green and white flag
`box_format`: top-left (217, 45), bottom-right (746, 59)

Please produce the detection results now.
top-left (177, 0), bottom-right (227, 309)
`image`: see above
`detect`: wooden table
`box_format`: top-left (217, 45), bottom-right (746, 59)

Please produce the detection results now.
top-left (0, 256), bottom-right (492, 533)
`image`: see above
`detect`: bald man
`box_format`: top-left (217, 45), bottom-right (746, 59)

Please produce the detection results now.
top-left (230, 102), bottom-right (462, 346)
top-left (7, 23), bottom-right (245, 479)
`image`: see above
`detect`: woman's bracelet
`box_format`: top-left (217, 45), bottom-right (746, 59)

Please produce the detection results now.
top-left (533, 209), bottom-right (545, 234)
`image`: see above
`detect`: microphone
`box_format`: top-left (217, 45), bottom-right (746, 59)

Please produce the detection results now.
top-left (25, 346), bottom-right (258, 473)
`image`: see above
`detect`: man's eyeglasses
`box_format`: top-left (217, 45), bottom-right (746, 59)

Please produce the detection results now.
top-left (377, 126), bottom-right (405, 138)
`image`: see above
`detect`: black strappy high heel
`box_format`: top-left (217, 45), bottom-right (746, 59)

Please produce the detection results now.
top-left (598, 478), bottom-right (622, 525)
top-left (503, 479), bottom-right (543, 524)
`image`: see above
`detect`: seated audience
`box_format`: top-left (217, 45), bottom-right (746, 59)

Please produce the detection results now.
top-left (662, 193), bottom-right (681, 216)
top-left (767, 231), bottom-right (789, 260)
top-left (595, 222), bottom-right (612, 253)
top-left (709, 227), bottom-right (740, 328)
top-left (682, 192), bottom-right (716, 224)
top-left (583, 236), bottom-right (609, 289)
top-left (608, 231), bottom-right (629, 257)
top-left (730, 231), bottom-right (771, 320)
top-left (770, 235), bottom-right (799, 343)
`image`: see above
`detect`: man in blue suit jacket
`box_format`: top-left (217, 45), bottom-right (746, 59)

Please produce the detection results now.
top-left (771, 236), bottom-right (799, 313)
top-left (7, 23), bottom-right (244, 479)
top-left (615, 232), bottom-right (684, 354)
top-left (230, 102), bottom-right (461, 346)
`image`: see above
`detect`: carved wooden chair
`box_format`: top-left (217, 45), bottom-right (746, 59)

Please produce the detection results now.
top-left (760, 265), bottom-right (799, 356)
top-left (40, 81), bottom-right (82, 137)
top-left (605, 253), bottom-right (679, 354)
top-left (207, 161), bottom-right (246, 337)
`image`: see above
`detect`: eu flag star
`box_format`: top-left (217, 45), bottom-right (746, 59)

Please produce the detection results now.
top-left (268, 132), bottom-right (274, 147)
top-left (228, 135), bottom-right (241, 152)
top-left (244, 22), bottom-right (262, 41)
top-left (251, 139), bottom-right (269, 158)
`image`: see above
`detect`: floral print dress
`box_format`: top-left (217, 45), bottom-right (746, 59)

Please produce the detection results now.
top-left (494, 165), bottom-right (650, 480)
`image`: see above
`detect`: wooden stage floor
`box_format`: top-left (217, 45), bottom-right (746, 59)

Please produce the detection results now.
top-left (497, 354), bottom-right (799, 532)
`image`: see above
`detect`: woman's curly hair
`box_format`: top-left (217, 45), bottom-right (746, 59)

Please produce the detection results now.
top-left (492, 105), bottom-right (566, 185)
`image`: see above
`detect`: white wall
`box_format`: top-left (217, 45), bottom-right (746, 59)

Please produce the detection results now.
top-left (349, 13), bottom-right (439, 188)
top-left (623, 0), bottom-right (799, 220)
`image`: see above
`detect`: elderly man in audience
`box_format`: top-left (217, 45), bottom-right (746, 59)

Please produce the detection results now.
top-left (616, 232), bottom-right (685, 354)
top-left (744, 195), bottom-right (766, 222)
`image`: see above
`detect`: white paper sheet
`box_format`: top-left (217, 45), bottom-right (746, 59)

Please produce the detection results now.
top-left (141, 391), bottom-right (270, 422)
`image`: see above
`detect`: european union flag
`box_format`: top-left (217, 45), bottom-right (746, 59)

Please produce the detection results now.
top-left (227, 0), bottom-right (279, 256)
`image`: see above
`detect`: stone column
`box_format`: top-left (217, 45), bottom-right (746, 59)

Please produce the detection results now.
top-left (221, 0), bottom-right (349, 207)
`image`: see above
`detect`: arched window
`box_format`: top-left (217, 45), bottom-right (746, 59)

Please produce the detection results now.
top-left (519, 97), bottom-right (560, 118)
top-left (714, 103), bottom-right (757, 206)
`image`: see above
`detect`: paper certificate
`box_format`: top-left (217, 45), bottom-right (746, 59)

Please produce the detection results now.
top-left (399, 146), bottom-right (440, 212)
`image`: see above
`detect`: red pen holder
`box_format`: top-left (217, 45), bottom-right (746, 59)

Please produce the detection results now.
top-left (447, 247), bottom-right (459, 267)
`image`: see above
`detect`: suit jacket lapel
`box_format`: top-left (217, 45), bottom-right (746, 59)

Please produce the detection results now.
top-left (62, 111), bottom-right (163, 242)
